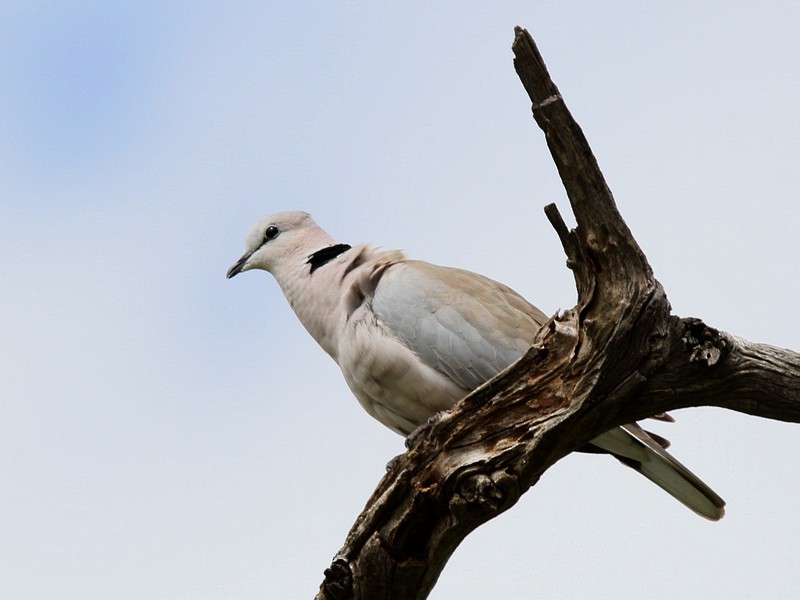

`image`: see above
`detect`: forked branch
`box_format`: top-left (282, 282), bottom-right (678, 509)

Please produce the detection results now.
top-left (314, 27), bottom-right (800, 600)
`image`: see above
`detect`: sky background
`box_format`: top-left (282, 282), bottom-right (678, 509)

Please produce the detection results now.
top-left (2, 2), bottom-right (799, 599)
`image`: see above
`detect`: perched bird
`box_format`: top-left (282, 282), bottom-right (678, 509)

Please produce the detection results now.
top-left (227, 211), bottom-right (725, 520)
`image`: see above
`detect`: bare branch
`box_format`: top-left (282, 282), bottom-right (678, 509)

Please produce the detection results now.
top-left (315, 27), bottom-right (800, 600)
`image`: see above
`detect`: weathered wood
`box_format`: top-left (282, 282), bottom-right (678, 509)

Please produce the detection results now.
top-left (314, 27), bottom-right (800, 600)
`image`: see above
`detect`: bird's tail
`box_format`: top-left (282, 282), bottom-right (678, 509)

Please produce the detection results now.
top-left (590, 424), bottom-right (725, 520)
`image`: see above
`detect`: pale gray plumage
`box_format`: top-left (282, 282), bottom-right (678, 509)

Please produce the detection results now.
top-left (227, 211), bottom-right (725, 520)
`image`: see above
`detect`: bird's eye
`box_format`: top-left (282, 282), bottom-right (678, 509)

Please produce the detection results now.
top-left (264, 225), bottom-right (280, 242)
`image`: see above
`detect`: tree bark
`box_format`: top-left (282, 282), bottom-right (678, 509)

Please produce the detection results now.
top-left (314, 27), bottom-right (800, 600)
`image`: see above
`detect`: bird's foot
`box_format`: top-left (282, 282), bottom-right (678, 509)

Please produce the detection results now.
top-left (404, 411), bottom-right (447, 450)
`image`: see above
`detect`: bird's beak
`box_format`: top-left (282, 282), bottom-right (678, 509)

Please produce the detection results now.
top-left (227, 252), bottom-right (252, 279)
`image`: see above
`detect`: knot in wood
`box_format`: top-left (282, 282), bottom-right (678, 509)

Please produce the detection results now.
top-left (682, 318), bottom-right (729, 367)
top-left (451, 469), bottom-right (519, 518)
top-left (320, 557), bottom-right (353, 600)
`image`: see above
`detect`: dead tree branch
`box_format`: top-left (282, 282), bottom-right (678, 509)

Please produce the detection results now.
top-left (314, 27), bottom-right (800, 600)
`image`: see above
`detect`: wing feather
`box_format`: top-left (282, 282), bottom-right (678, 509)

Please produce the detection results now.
top-left (371, 260), bottom-right (547, 390)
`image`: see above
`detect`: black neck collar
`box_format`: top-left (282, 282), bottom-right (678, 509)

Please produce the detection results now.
top-left (307, 244), bottom-right (352, 274)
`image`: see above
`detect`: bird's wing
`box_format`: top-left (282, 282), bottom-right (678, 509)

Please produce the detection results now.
top-left (371, 260), bottom-right (548, 390)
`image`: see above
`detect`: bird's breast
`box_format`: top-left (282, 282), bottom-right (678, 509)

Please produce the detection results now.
top-left (336, 305), bottom-right (467, 436)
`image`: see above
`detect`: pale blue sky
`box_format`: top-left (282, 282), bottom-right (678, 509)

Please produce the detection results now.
top-left (2, 2), bottom-right (799, 599)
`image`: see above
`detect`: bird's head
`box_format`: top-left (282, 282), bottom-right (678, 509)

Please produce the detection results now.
top-left (227, 211), bottom-right (333, 279)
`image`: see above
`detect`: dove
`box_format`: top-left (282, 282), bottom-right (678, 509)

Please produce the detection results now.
top-left (228, 211), bottom-right (724, 520)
